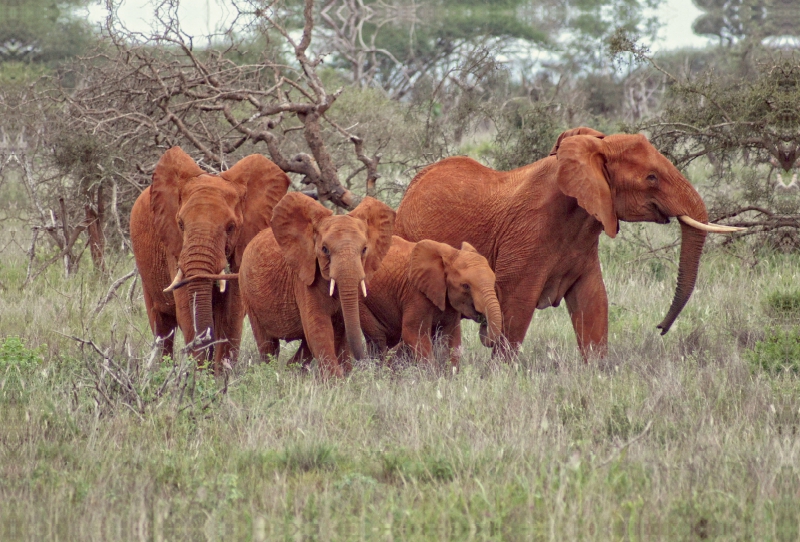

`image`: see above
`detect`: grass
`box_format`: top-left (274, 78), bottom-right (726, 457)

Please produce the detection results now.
top-left (2, 214), bottom-right (800, 540)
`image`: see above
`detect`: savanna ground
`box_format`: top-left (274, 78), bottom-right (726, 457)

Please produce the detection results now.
top-left (2, 180), bottom-right (800, 541)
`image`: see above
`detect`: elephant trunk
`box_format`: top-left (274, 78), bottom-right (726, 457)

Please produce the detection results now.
top-left (186, 280), bottom-right (215, 351)
top-left (475, 285), bottom-right (503, 347)
top-left (180, 229), bottom-right (227, 352)
top-left (657, 198), bottom-right (708, 335)
top-left (336, 277), bottom-right (366, 361)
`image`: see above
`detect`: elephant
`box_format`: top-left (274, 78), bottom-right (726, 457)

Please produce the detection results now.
top-left (239, 192), bottom-right (395, 378)
top-left (394, 127), bottom-right (742, 359)
top-left (129, 147), bottom-right (290, 370)
top-left (358, 236), bottom-right (503, 370)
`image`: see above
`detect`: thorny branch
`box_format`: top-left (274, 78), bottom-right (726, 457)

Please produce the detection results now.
top-left (51, 0), bottom-right (400, 210)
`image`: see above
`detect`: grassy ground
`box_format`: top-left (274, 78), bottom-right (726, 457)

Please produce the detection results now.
top-left (2, 215), bottom-right (799, 540)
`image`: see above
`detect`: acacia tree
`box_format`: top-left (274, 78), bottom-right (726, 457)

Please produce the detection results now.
top-left (51, 0), bottom-right (389, 212)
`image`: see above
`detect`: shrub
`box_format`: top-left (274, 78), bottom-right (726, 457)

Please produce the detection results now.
top-left (765, 290), bottom-right (800, 319)
top-left (0, 336), bottom-right (44, 372)
top-left (746, 328), bottom-right (800, 375)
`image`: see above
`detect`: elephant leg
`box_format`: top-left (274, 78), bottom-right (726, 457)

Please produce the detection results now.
top-left (359, 306), bottom-right (387, 359)
top-left (153, 310), bottom-right (177, 359)
top-left (288, 338), bottom-right (313, 369)
top-left (401, 308), bottom-right (435, 365)
top-left (248, 313), bottom-right (280, 363)
top-left (143, 287), bottom-right (177, 358)
top-left (212, 284), bottom-right (244, 372)
top-left (299, 306), bottom-right (340, 378)
top-left (564, 267), bottom-right (608, 361)
top-left (493, 301), bottom-right (536, 359)
top-left (439, 310), bottom-right (462, 372)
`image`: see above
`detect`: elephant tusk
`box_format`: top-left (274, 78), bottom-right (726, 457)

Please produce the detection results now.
top-left (678, 215), bottom-right (745, 233)
top-left (218, 264), bottom-right (230, 292)
top-left (361, 279), bottom-right (367, 298)
top-left (163, 268), bottom-right (184, 292)
top-left (330, 278), bottom-right (336, 297)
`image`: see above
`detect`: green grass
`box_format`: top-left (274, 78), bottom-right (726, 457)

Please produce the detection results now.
top-left (1, 220), bottom-right (799, 540)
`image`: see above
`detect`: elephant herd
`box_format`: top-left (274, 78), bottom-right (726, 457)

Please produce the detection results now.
top-left (130, 127), bottom-right (742, 377)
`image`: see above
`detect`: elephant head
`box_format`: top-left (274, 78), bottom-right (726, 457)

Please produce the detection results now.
top-left (553, 130), bottom-right (742, 334)
top-left (409, 240), bottom-right (503, 347)
top-left (151, 147), bottom-right (289, 345)
top-left (271, 193), bottom-right (395, 361)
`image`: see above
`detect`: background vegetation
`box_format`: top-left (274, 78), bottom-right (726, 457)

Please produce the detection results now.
top-left (1, 0), bottom-right (799, 538)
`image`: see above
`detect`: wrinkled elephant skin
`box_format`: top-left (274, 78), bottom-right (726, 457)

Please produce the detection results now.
top-left (130, 147), bottom-right (289, 371)
top-left (240, 193), bottom-right (395, 378)
top-left (395, 128), bottom-right (731, 360)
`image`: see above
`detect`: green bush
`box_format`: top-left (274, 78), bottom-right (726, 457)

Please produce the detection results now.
top-left (0, 336), bottom-right (45, 372)
top-left (765, 290), bottom-right (800, 318)
top-left (746, 328), bottom-right (800, 375)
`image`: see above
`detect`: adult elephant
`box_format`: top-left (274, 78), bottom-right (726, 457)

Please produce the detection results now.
top-left (130, 147), bottom-right (290, 370)
top-left (394, 128), bottom-right (742, 359)
top-left (240, 192), bottom-right (395, 378)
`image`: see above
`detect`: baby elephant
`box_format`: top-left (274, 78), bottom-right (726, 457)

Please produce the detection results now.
top-left (359, 236), bottom-right (503, 370)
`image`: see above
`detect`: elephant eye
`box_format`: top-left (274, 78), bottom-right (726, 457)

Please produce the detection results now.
top-left (226, 223), bottom-right (235, 234)
top-left (321, 246), bottom-right (330, 256)
top-left (462, 283), bottom-right (470, 291)
top-left (361, 246), bottom-right (367, 256)
top-left (178, 219), bottom-right (185, 231)
top-left (646, 174), bottom-right (658, 183)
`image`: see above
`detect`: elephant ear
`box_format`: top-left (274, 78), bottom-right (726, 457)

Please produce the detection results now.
top-left (460, 241), bottom-right (479, 254)
top-left (150, 147), bottom-right (205, 259)
top-left (221, 154), bottom-right (290, 269)
top-left (549, 127), bottom-right (606, 156)
top-left (271, 192), bottom-right (332, 286)
top-left (409, 240), bottom-right (457, 312)
top-left (556, 135), bottom-right (618, 238)
top-left (348, 196), bottom-right (396, 279)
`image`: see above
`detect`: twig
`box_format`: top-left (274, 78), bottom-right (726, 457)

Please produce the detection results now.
top-left (597, 420), bottom-right (653, 468)
top-left (92, 267), bottom-right (138, 316)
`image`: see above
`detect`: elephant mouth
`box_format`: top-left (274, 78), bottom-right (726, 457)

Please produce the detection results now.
top-left (651, 203), bottom-right (671, 225)
top-left (471, 312), bottom-right (487, 325)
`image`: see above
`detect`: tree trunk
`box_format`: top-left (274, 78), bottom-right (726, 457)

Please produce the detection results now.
top-left (85, 183), bottom-right (105, 272)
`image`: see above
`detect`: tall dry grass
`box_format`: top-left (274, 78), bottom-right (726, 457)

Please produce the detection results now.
top-left (2, 208), bottom-right (799, 539)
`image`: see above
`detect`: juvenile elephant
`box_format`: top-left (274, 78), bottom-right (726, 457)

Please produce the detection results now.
top-left (239, 192), bottom-right (395, 378)
top-left (395, 128), bottom-right (742, 359)
top-left (130, 147), bottom-right (289, 370)
top-left (359, 236), bottom-right (502, 370)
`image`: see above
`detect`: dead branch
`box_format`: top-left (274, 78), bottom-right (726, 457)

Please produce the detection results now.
top-left (92, 267), bottom-right (138, 317)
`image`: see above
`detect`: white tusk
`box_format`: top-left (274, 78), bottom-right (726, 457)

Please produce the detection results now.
top-left (678, 215), bottom-right (746, 233)
top-left (219, 264), bottom-right (230, 292)
top-left (163, 268), bottom-right (184, 292)
top-left (330, 278), bottom-right (336, 297)
top-left (361, 279), bottom-right (367, 298)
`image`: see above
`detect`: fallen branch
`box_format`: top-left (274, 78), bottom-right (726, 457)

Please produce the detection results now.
top-left (92, 267), bottom-right (138, 316)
